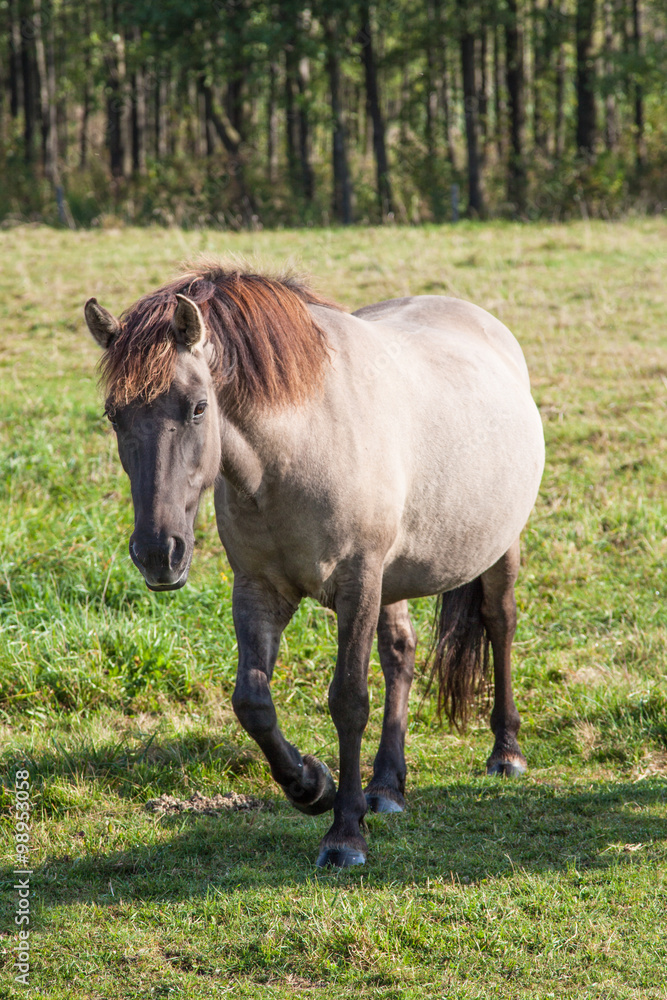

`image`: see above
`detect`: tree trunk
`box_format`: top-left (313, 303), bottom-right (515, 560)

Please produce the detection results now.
top-left (200, 78), bottom-right (218, 159)
top-left (155, 73), bottom-right (168, 159)
top-left (575, 0), bottom-right (596, 155)
top-left (493, 24), bottom-right (503, 161)
top-left (131, 68), bottom-right (147, 174)
top-left (33, 0), bottom-right (73, 226)
top-left (267, 62), bottom-right (278, 184)
top-left (442, 37), bottom-right (457, 168)
top-left (542, 0), bottom-right (561, 156)
top-left (532, 0), bottom-right (548, 150)
top-left (359, 0), bottom-right (393, 218)
top-left (284, 46), bottom-right (299, 195)
top-left (200, 80), bottom-right (243, 155)
top-left (167, 79), bottom-right (176, 156)
top-left (460, 25), bottom-right (484, 217)
top-left (296, 54), bottom-right (314, 203)
top-left (505, 0), bottom-right (526, 212)
top-left (187, 76), bottom-right (202, 158)
top-left (106, 5), bottom-right (125, 179)
top-left (400, 61), bottom-right (410, 148)
top-left (200, 86), bottom-right (213, 157)
top-left (56, 16), bottom-right (67, 164)
top-left (226, 76), bottom-right (244, 140)
top-left (131, 26), bottom-right (147, 176)
top-left (199, 76), bottom-right (256, 222)
top-left (33, 0), bottom-right (57, 183)
top-left (478, 31), bottom-right (488, 157)
top-left (555, 16), bottom-right (565, 155)
top-left (425, 4), bottom-right (438, 159)
top-left (79, 4), bottom-right (91, 169)
top-left (56, 19), bottom-right (71, 163)
top-left (425, 0), bottom-right (447, 220)
top-left (80, 84), bottom-right (90, 169)
top-left (283, 11), bottom-right (314, 206)
top-left (632, 0), bottom-right (645, 170)
top-left (9, 0), bottom-right (23, 120)
top-left (326, 17), bottom-right (352, 224)
top-left (225, 1), bottom-right (246, 141)
top-left (602, 0), bottom-right (617, 151)
top-left (21, 28), bottom-right (35, 164)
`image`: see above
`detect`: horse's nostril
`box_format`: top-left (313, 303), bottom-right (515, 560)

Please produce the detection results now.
top-left (169, 536), bottom-right (186, 569)
top-left (131, 540), bottom-right (146, 569)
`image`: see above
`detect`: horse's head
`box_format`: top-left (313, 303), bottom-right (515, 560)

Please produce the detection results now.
top-left (85, 294), bottom-right (221, 591)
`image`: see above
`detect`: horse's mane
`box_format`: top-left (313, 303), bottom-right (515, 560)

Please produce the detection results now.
top-left (99, 257), bottom-right (341, 411)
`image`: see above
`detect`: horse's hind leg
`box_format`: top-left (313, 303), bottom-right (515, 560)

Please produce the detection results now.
top-left (365, 601), bottom-right (416, 813)
top-left (481, 537), bottom-right (527, 777)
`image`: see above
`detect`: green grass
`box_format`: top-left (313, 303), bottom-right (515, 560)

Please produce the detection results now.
top-left (0, 219), bottom-right (666, 998)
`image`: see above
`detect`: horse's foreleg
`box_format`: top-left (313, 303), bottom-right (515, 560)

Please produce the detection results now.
top-left (365, 601), bottom-right (416, 813)
top-left (231, 575), bottom-right (336, 815)
top-left (316, 570), bottom-right (382, 868)
top-left (481, 538), bottom-right (527, 777)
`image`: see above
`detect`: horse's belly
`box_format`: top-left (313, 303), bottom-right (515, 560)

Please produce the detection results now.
top-left (380, 504), bottom-right (526, 603)
top-left (381, 541), bottom-right (501, 604)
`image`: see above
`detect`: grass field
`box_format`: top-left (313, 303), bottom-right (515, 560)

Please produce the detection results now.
top-left (1, 219), bottom-right (666, 999)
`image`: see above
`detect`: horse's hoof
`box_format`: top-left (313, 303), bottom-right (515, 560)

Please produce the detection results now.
top-left (365, 791), bottom-right (404, 814)
top-left (486, 755), bottom-right (527, 778)
top-left (316, 846), bottom-right (366, 869)
top-left (284, 757), bottom-right (336, 816)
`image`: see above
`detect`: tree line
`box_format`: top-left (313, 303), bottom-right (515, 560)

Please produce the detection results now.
top-left (1, 0), bottom-right (665, 227)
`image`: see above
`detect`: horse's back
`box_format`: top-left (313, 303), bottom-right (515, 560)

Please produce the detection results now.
top-left (352, 295), bottom-right (530, 389)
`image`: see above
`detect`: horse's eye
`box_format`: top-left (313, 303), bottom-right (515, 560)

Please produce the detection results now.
top-left (193, 401), bottom-right (207, 418)
top-left (105, 410), bottom-right (118, 430)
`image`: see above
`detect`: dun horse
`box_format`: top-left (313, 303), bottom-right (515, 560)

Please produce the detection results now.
top-left (85, 261), bottom-right (544, 868)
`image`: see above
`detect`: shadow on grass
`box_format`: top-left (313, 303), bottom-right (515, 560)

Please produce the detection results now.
top-left (2, 777), bottom-right (665, 912)
top-left (3, 730), bottom-right (262, 799)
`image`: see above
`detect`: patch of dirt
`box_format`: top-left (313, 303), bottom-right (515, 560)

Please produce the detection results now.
top-left (145, 790), bottom-right (267, 817)
top-left (268, 975), bottom-right (326, 990)
top-left (631, 751), bottom-right (667, 781)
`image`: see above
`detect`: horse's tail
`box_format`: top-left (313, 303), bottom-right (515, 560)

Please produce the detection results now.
top-left (425, 578), bottom-right (490, 730)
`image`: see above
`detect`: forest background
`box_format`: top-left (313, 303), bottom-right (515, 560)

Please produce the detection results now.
top-left (1, 0), bottom-right (666, 229)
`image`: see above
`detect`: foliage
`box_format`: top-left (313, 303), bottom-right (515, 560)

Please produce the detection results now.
top-left (0, 0), bottom-right (666, 226)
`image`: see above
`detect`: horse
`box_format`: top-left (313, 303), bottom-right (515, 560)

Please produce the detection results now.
top-left (84, 259), bottom-right (545, 868)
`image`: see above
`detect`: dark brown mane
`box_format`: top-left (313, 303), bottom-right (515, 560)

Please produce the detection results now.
top-left (99, 260), bottom-right (341, 410)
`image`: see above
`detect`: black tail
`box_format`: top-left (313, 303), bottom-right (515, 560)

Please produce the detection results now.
top-left (425, 578), bottom-right (490, 730)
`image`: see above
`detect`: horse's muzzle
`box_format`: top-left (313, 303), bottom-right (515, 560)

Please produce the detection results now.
top-left (129, 534), bottom-right (191, 591)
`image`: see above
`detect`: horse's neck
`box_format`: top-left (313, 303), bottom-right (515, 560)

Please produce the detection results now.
top-left (219, 414), bottom-right (264, 497)
top-left (219, 399), bottom-right (317, 499)
top-left (216, 311), bottom-right (352, 496)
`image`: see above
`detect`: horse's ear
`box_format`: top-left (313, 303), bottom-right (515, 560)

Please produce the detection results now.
top-left (85, 298), bottom-right (121, 349)
top-left (172, 294), bottom-right (207, 352)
